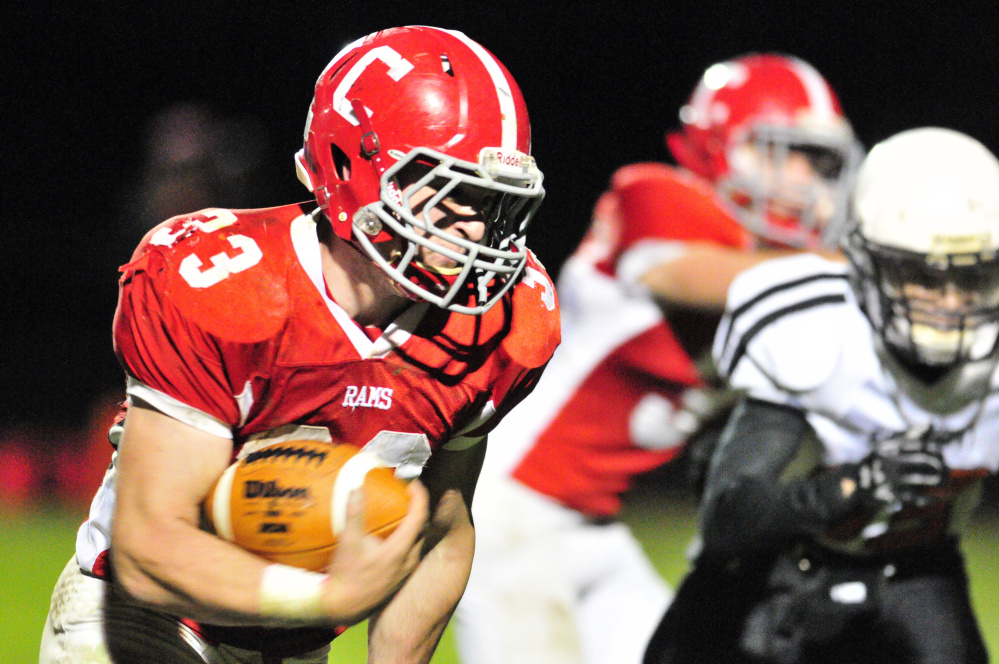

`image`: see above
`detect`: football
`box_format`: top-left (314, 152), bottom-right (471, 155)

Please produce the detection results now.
top-left (202, 439), bottom-right (411, 572)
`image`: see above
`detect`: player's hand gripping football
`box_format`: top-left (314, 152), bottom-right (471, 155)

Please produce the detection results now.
top-left (322, 479), bottom-right (429, 624)
top-left (857, 424), bottom-right (949, 510)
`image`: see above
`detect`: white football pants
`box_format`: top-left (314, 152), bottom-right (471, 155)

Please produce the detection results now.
top-left (40, 557), bottom-right (329, 664)
top-left (454, 475), bottom-right (672, 664)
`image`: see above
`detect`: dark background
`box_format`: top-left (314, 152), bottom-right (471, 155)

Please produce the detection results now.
top-left (6, 1), bottom-right (999, 428)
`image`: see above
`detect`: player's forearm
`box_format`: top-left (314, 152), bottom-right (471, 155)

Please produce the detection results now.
top-left (112, 406), bottom-right (339, 628)
top-left (701, 467), bottom-right (859, 556)
top-left (115, 514), bottom-right (391, 629)
top-left (366, 512), bottom-right (475, 664)
top-left (699, 397), bottom-right (860, 556)
top-left (640, 244), bottom-right (787, 310)
top-left (113, 513), bottom-right (280, 623)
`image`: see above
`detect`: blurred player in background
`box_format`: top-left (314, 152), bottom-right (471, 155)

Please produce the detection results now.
top-left (39, 26), bottom-right (559, 664)
top-left (114, 102), bottom-right (275, 261)
top-left (644, 127), bottom-right (998, 664)
top-left (454, 53), bottom-right (862, 664)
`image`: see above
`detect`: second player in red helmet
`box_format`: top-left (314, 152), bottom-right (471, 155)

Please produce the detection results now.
top-left (454, 53), bottom-right (862, 664)
top-left (669, 53), bottom-right (862, 249)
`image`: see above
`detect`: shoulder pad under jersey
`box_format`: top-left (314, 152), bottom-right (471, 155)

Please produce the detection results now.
top-left (123, 205), bottom-right (306, 343)
top-left (414, 251), bottom-right (560, 374)
top-left (504, 251), bottom-right (561, 368)
top-left (713, 254), bottom-right (852, 393)
top-left (611, 163), bottom-right (751, 250)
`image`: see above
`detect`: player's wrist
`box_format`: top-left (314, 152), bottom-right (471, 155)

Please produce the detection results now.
top-left (258, 563), bottom-right (331, 626)
top-left (318, 572), bottom-right (375, 627)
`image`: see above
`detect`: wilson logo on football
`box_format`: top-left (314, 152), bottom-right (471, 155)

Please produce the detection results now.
top-left (343, 385), bottom-right (393, 410)
top-left (243, 481), bottom-right (309, 499)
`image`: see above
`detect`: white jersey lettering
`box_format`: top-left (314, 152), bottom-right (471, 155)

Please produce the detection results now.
top-left (343, 385), bottom-right (393, 410)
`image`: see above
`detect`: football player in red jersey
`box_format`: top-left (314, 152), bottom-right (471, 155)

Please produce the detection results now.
top-left (39, 26), bottom-right (559, 664)
top-left (453, 53), bottom-right (862, 664)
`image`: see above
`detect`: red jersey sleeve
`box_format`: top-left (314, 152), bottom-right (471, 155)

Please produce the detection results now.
top-left (589, 163), bottom-right (752, 278)
top-left (112, 208), bottom-right (290, 431)
top-left (611, 163), bottom-right (750, 249)
top-left (461, 251), bottom-right (561, 438)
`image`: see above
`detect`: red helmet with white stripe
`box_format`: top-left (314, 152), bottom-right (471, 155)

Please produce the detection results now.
top-left (295, 26), bottom-right (544, 314)
top-left (667, 53), bottom-right (862, 249)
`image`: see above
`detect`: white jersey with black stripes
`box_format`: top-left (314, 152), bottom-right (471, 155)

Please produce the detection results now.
top-left (714, 252), bottom-right (999, 480)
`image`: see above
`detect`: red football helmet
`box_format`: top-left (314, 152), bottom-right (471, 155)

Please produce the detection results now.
top-left (667, 53), bottom-right (863, 249)
top-left (295, 26), bottom-right (544, 314)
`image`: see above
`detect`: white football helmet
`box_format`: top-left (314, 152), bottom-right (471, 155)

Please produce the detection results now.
top-left (846, 127), bottom-right (999, 374)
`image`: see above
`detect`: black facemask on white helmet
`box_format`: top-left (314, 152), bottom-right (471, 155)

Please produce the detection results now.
top-left (845, 127), bottom-right (999, 375)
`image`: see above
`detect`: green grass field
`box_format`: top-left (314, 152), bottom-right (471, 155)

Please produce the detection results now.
top-left (6, 495), bottom-right (999, 663)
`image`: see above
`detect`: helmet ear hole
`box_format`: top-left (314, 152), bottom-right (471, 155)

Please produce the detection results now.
top-left (331, 144), bottom-right (351, 181)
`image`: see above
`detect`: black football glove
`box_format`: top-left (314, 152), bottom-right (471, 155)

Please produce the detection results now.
top-left (856, 424), bottom-right (948, 509)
